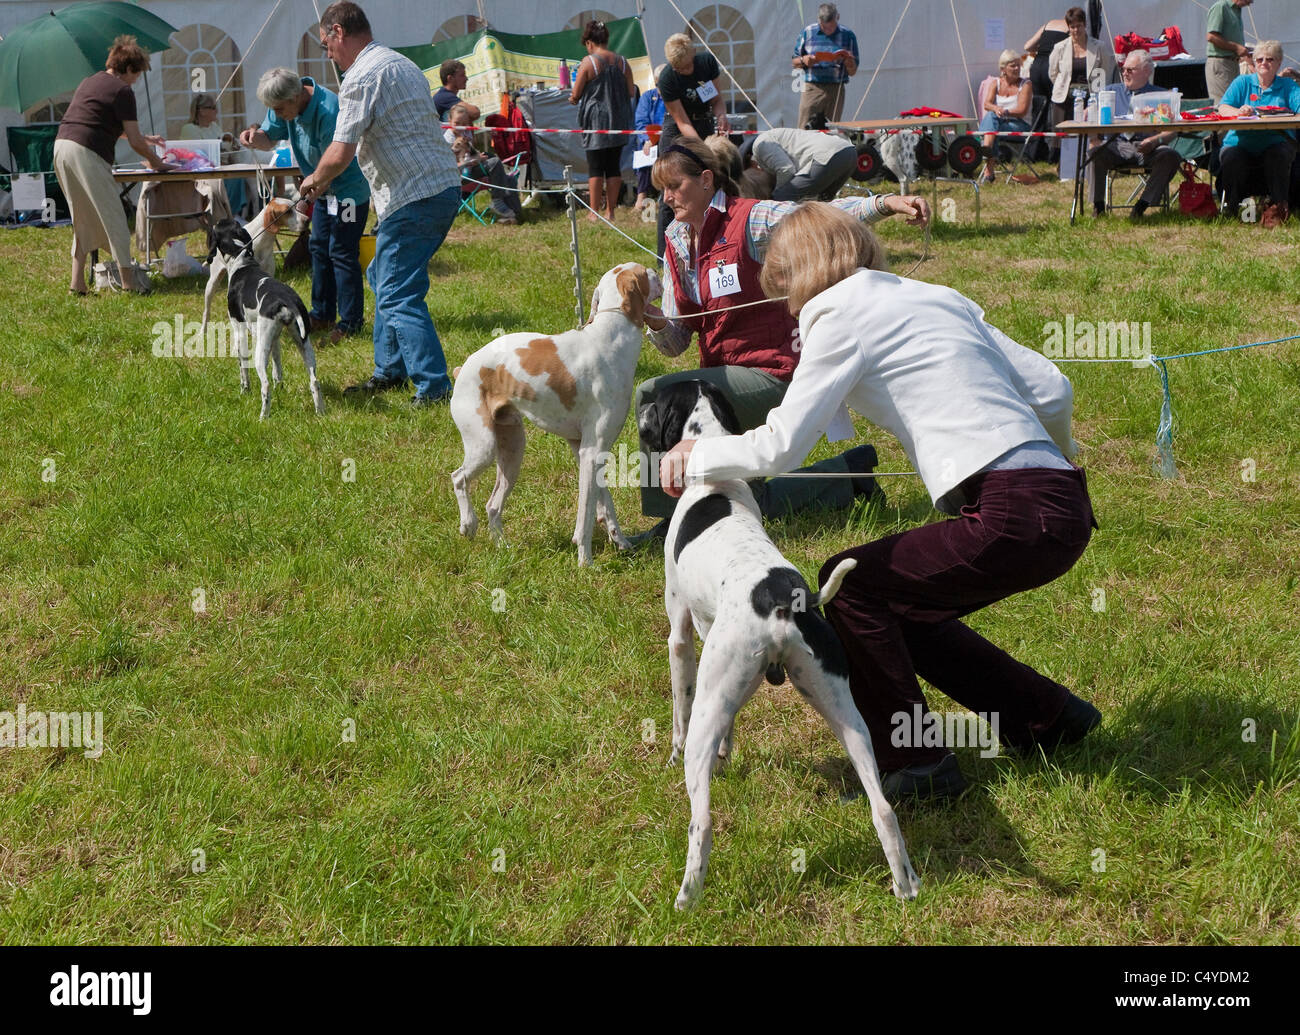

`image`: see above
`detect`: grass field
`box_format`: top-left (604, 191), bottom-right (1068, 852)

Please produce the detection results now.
top-left (1, 173), bottom-right (1297, 944)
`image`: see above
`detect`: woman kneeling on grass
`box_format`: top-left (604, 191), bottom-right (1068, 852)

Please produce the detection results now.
top-left (658, 202), bottom-right (1102, 802)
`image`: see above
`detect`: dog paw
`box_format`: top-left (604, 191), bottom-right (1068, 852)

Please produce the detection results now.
top-left (667, 746), bottom-right (683, 766)
top-left (891, 870), bottom-right (921, 901)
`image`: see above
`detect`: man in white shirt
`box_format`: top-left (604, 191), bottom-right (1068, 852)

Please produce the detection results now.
top-left (300, 1), bottom-right (462, 406)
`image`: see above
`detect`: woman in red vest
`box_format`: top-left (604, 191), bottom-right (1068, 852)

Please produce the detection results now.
top-left (631, 136), bottom-right (928, 541)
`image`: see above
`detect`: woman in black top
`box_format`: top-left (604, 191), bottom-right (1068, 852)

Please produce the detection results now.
top-left (654, 32), bottom-right (729, 256)
top-left (569, 20), bottom-right (635, 222)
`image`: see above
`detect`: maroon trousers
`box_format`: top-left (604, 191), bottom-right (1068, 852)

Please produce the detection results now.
top-left (819, 466), bottom-right (1096, 771)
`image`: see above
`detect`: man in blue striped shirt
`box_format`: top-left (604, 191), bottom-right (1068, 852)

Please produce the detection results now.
top-left (792, 3), bottom-right (859, 128)
top-left (301, 1), bottom-right (462, 406)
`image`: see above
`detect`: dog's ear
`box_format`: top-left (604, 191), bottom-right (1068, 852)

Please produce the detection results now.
top-left (616, 266), bottom-right (645, 327)
top-left (697, 381), bottom-right (742, 435)
top-left (637, 397), bottom-right (665, 454)
top-left (586, 281), bottom-right (601, 327)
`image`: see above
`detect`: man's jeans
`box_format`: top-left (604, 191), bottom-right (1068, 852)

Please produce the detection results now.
top-left (367, 188), bottom-right (459, 399)
top-left (310, 197), bottom-right (369, 333)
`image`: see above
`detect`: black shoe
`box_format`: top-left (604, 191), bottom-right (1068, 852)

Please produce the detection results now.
top-left (343, 375), bottom-right (406, 396)
top-left (410, 390), bottom-right (451, 408)
top-left (1000, 693), bottom-right (1101, 756)
top-left (1092, 204), bottom-right (1107, 217)
top-left (627, 518), bottom-right (669, 549)
top-left (1129, 199), bottom-right (1149, 221)
top-left (879, 752), bottom-right (967, 805)
top-left (843, 443), bottom-right (886, 505)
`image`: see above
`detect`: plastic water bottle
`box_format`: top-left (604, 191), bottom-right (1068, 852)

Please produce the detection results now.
top-left (558, 58), bottom-right (570, 89)
top-left (1170, 87), bottom-right (1182, 121)
top-left (1087, 92), bottom-right (1099, 123)
top-left (1072, 89), bottom-right (1086, 122)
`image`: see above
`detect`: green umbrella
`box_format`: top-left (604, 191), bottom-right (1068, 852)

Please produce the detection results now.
top-left (0, 2), bottom-right (178, 112)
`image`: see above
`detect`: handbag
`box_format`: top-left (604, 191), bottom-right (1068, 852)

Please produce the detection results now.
top-left (1176, 162), bottom-right (1217, 219)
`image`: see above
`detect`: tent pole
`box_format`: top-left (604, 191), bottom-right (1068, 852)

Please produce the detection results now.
top-left (635, 0), bottom-right (653, 67)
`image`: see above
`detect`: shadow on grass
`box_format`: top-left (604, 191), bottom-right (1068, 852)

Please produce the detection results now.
top-left (803, 755), bottom-right (1068, 895)
top-left (1016, 692), bottom-right (1300, 803)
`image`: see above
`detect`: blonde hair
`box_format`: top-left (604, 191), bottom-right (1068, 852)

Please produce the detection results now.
top-left (760, 202), bottom-right (888, 315)
top-left (998, 49), bottom-right (1021, 70)
top-left (704, 133), bottom-right (742, 182)
top-left (448, 102), bottom-right (475, 125)
top-left (665, 33), bottom-right (694, 70)
top-left (651, 135), bottom-right (739, 196)
top-left (1256, 40), bottom-right (1284, 62)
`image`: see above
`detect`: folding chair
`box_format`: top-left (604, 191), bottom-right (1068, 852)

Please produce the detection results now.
top-left (457, 151), bottom-right (528, 225)
top-left (1104, 96), bottom-right (1212, 214)
top-left (1002, 94), bottom-right (1049, 182)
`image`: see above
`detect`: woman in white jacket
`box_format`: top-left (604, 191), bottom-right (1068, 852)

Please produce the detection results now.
top-left (659, 202), bottom-right (1101, 802)
top-left (1048, 6), bottom-right (1109, 129)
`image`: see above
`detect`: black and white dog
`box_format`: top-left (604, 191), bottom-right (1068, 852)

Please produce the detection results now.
top-left (639, 380), bottom-right (920, 910)
top-left (207, 219), bottom-right (324, 419)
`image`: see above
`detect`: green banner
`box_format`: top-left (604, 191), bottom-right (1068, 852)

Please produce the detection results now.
top-left (396, 17), bottom-right (652, 116)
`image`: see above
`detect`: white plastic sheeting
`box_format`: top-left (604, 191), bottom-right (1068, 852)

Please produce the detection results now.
top-left (2, 0), bottom-right (1298, 148)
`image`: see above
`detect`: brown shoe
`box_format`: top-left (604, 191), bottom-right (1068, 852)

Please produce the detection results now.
top-left (1261, 202), bottom-right (1290, 229)
top-left (328, 326), bottom-right (361, 346)
top-left (308, 315), bottom-right (335, 334)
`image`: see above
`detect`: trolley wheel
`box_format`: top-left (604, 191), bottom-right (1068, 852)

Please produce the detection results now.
top-left (916, 134), bottom-right (949, 171)
top-left (852, 139), bottom-right (884, 182)
top-left (947, 134), bottom-right (983, 177)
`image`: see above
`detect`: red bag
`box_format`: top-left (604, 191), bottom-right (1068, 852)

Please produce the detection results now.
top-left (1177, 163), bottom-right (1217, 218)
top-left (1113, 26), bottom-right (1187, 61)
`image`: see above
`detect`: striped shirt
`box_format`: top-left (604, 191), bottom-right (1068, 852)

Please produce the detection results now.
top-left (333, 41), bottom-right (459, 219)
top-left (651, 191), bottom-right (896, 357)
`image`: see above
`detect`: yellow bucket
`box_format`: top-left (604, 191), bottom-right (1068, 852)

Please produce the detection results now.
top-left (359, 234), bottom-right (377, 272)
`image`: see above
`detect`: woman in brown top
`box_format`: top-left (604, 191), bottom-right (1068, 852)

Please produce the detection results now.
top-left (53, 35), bottom-right (171, 294)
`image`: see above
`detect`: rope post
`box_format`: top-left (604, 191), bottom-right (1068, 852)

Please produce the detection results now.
top-left (564, 164), bottom-right (585, 327)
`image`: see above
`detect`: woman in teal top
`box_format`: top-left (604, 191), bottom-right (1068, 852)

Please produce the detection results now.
top-left (1218, 40), bottom-right (1300, 226)
top-left (240, 68), bottom-right (372, 342)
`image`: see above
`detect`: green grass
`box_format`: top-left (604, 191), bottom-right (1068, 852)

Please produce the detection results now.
top-left (0, 175), bottom-right (1297, 944)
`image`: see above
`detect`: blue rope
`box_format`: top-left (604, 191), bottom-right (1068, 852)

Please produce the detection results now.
top-left (1141, 334), bottom-right (1299, 479)
top-left (1152, 359), bottom-right (1178, 480)
top-left (1151, 333), bottom-right (1300, 362)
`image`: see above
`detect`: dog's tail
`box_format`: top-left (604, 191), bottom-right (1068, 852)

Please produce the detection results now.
top-left (810, 559), bottom-right (857, 608)
top-left (753, 561), bottom-right (856, 686)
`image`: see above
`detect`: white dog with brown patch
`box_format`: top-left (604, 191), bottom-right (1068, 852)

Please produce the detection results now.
top-left (451, 262), bottom-right (662, 566)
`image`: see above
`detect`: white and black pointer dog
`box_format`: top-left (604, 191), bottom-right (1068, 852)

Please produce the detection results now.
top-left (639, 380), bottom-right (920, 910)
top-left (208, 218), bottom-right (324, 420)
top-left (451, 261), bottom-right (662, 566)
top-left (199, 197), bottom-right (303, 340)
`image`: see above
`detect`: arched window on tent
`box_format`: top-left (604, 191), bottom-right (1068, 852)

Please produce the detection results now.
top-left (687, 4), bottom-right (756, 121)
top-left (24, 94), bottom-right (72, 125)
top-left (433, 15), bottom-right (485, 44)
top-left (159, 23), bottom-right (245, 138)
top-left (566, 10), bottom-right (617, 32)
top-left (299, 24), bottom-right (341, 90)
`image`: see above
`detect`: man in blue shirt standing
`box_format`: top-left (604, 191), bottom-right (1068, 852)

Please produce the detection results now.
top-left (242, 68), bottom-right (371, 345)
top-left (791, 3), bottom-right (859, 128)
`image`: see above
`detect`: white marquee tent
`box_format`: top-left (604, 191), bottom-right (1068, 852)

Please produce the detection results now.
top-left (3, 1), bottom-right (1299, 154)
